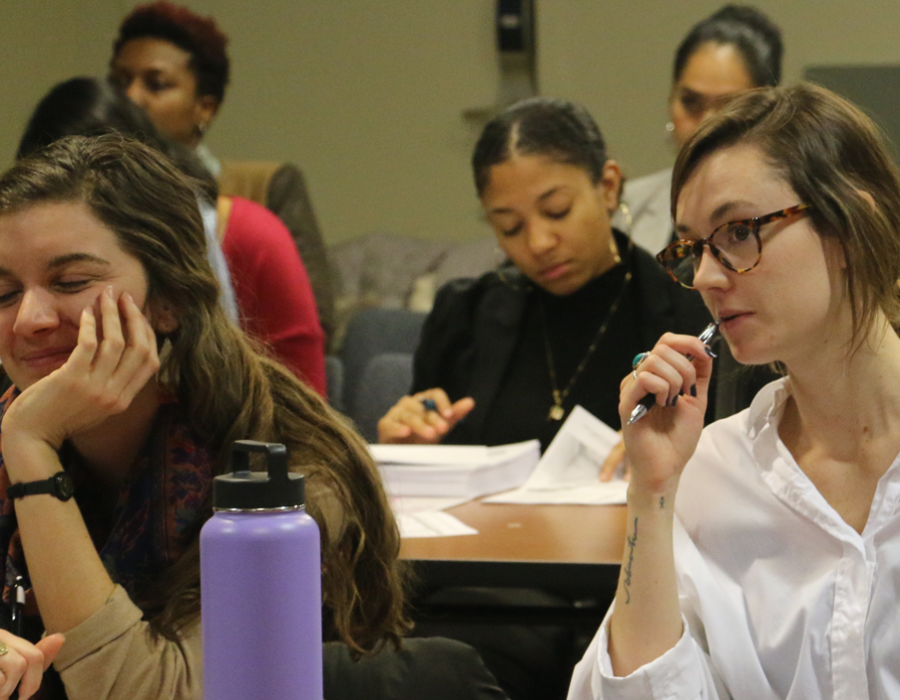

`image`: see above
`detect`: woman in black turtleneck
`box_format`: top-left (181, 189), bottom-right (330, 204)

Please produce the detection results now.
top-left (378, 97), bottom-right (711, 451)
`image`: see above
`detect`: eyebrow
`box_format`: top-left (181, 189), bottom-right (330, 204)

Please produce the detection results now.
top-left (49, 253), bottom-right (111, 269)
top-left (674, 200), bottom-right (752, 236)
top-left (488, 186), bottom-right (565, 215)
top-left (0, 253), bottom-right (111, 279)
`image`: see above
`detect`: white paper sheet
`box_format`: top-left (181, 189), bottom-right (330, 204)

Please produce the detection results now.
top-left (390, 495), bottom-right (471, 516)
top-left (484, 406), bottom-right (629, 505)
top-left (397, 511), bottom-right (479, 538)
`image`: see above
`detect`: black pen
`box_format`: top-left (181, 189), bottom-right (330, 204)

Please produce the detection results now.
top-left (627, 320), bottom-right (720, 425)
top-left (9, 576), bottom-right (25, 700)
top-left (11, 576), bottom-right (25, 638)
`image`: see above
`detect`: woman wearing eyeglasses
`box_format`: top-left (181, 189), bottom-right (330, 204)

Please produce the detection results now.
top-left (569, 83), bottom-right (900, 699)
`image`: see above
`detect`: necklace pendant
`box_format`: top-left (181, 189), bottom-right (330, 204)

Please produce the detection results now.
top-left (548, 404), bottom-right (565, 421)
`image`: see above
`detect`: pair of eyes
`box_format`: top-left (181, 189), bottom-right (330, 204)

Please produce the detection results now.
top-left (109, 71), bottom-right (175, 95)
top-left (495, 206), bottom-right (572, 237)
top-left (676, 89), bottom-right (730, 119)
top-left (0, 278), bottom-right (94, 307)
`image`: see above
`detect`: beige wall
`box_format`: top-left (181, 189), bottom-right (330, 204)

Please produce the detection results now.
top-left (538, 0), bottom-right (900, 180)
top-left (2, 1), bottom-right (900, 244)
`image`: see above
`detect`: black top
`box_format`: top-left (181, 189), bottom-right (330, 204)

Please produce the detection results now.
top-left (482, 263), bottom-right (641, 450)
top-left (412, 230), bottom-right (714, 450)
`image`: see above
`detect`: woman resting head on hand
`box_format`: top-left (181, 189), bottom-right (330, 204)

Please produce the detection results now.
top-left (569, 83), bottom-right (900, 698)
top-left (0, 134), bottom-right (407, 700)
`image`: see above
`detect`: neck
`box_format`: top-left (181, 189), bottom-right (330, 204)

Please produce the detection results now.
top-left (782, 316), bottom-right (900, 452)
top-left (69, 380), bottom-right (164, 493)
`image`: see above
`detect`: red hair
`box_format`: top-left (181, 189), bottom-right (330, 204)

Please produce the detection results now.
top-left (113, 2), bottom-right (230, 103)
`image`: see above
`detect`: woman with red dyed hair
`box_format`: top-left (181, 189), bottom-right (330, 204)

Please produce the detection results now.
top-left (109, 1), bottom-right (336, 343)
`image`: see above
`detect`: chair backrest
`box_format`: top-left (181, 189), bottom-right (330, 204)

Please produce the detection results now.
top-left (339, 307), bottom-right (426, 410)
top-left (349, 352), bottom-right (414, 442)
top-left (325, 355), bottom-right (345, 412)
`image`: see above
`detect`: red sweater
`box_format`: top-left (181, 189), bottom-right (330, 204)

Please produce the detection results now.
top-left (222, 196), bottom-right (326, 395)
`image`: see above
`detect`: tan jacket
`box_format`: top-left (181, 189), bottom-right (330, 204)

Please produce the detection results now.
top-left (54, 586), bottom-right (201, 700)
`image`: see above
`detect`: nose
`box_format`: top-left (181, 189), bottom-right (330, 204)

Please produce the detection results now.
top-left (124, 80), bottom-right (147, 107)
top-left (13, 289), bottom-right (60, 336)
top-left (691, 246), bottom-right (731, 292)
top-left (526, 220), bottom-right (558, 256)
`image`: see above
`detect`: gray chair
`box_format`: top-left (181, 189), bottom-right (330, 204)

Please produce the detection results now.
top-left (325, 355), bottom-right (345, 412)
top-left (339, 308), bottom-right (426, 414)
top-left (349, 352), bottom-right (414, 442)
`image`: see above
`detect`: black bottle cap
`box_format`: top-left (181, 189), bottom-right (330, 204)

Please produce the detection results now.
top-left (212, 441), bottom-right (305, 510)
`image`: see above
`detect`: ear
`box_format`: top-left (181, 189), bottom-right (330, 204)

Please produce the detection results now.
top-left (596, 160), bottom-right (623, 214)
top-left (194, 94), bottom-right (220, 130)
top-left (151, 303), bottom-right (179, 335)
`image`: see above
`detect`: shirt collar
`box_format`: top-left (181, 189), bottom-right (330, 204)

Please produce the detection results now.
top-left (746, 376), bottom-right (789, 439)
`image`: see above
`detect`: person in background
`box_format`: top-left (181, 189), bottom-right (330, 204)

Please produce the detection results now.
top-left (16, 77), bottom-right (327, 396)
top-left (0, 134), bottom-right (407, 699)
top-left (15, 76), bottom-right (238, 324)
top-left (379, 97), bottom-right (712, 454)
top-left (616, 4), bottom-right (782, 255)
top-left (570, 83), bottom-right (900, 699)
top-left (108, 1), bottom-right (337, 345)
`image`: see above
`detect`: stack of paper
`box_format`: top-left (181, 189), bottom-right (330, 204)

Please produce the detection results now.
top-left (370, 440), bottom-right (540, 499)
top-left (485, 406), bottom-right (628, 505)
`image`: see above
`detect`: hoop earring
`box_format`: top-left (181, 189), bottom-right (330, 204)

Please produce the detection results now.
top-left (617, 202), bottom-right (634, 235)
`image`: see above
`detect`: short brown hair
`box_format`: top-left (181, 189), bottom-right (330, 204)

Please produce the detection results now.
top-left (672, 82), bottom-right (900, 345)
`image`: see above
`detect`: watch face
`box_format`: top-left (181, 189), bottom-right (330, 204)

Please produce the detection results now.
top-left (53, 473), bottom-right (75, 501)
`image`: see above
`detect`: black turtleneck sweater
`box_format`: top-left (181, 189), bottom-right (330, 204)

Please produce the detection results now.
top-left (481, 261), bottom-right (643, 451)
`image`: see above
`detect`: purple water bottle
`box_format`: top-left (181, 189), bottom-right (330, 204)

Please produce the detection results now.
top-left (201, 440), bottom-right (322, 700)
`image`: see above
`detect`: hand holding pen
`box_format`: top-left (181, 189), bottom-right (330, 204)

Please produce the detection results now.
top-left (619, 322), bottom-right (720, 495)
top-left (627, 321), bottom-right (720, 425)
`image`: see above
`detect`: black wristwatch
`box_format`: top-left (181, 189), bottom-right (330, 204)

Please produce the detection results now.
top-left (7, 473), bottom-right (74, 501)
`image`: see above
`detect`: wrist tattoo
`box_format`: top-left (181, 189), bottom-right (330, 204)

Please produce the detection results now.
top-left (660, 496), bottom-right (665, 509)
top-left (623, 517), bottom-right (638, 604)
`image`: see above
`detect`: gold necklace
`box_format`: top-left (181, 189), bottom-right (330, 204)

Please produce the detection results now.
top-left (539, 267), bottom-right (633, 421)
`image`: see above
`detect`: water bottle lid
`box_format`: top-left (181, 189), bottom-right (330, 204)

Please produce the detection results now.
top-left (213, 441), bottom-right (305, 510)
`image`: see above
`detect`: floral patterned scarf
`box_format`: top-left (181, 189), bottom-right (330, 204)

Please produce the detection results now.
top-left (0, 385), bottom-right (214, 629)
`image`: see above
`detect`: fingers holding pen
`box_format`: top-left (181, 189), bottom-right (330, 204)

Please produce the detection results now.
top-left (378, 389), bottom-right (475, 444)
top-left (624, 333), bottom-right (715, 416)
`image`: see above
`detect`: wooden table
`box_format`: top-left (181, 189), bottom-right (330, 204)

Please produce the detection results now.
top-left (401, 501), bottom-right (628, 624)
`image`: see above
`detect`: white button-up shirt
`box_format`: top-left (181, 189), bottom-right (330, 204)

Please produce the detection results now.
top-left (569, 379), bottom-right (900, 700)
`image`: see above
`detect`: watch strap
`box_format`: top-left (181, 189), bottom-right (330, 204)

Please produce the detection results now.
top-left (7, 473), bottom-right (74, 501)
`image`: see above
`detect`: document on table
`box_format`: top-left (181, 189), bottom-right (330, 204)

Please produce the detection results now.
top-left (389, 495), bottom-right (476, 539)
top-left (396, 511), bottom-right (479, 538)
top-left (485, 406), bottom-right (628, 505)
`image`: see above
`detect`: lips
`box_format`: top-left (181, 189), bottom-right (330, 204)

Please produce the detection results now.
top-left (716, 310), bottom-right (753, 333)
top-left (539, 261), bottom-right (571, 281)
top-left (18, 347), bottom-right (75, 370)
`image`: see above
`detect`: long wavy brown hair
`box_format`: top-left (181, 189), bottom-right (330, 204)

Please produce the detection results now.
top-left (0, 134), bottom-right (409, 654)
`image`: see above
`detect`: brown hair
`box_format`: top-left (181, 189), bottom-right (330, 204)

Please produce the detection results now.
top-left (672, 82), bottom-right (900, 345)
top-left (0, 134), bottom-right (409, 654)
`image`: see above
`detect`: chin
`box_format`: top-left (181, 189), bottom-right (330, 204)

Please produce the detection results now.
top-left (724, 341), bottom-right (780, 367)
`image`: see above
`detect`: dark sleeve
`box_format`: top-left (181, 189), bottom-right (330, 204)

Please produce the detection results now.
top-left (267, 163), bottom-right (336, 345)
top-left (412, 278), bottom-right (482, 400)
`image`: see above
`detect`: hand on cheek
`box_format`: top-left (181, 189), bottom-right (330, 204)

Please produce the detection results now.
top-left (1, 286), bottom-right (161, 457)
